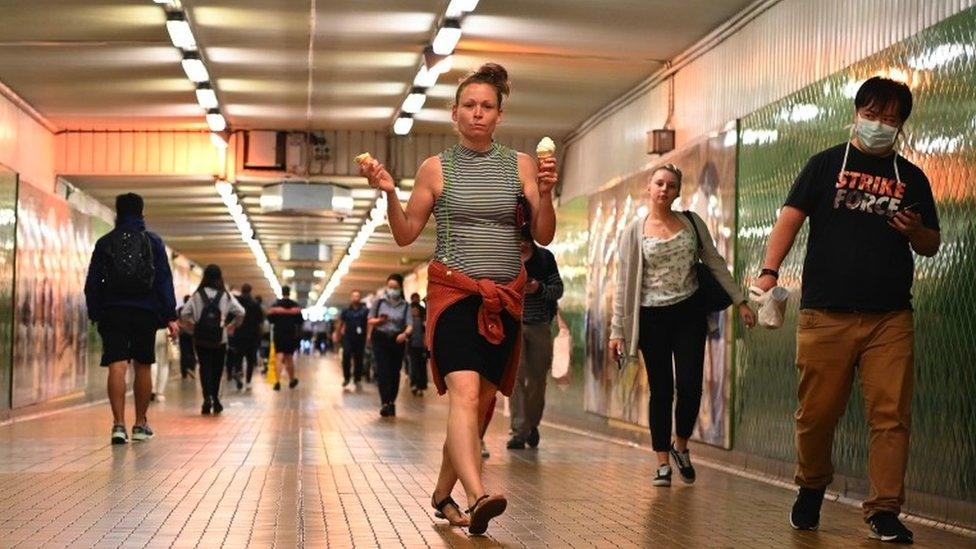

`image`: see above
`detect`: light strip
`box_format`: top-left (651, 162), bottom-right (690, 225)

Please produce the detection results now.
top-left (206, 110), bottom-right (226, 132)
top-left (196, 86), bottom-right (218, 109)
top-left (446, 0), bottom-right (479, 17)
top-left (401, 87), bottom-right (427, 114)
top-left (214, 180), bottom-right (282, 298)
top-left (432, 19), bottom-right (462, 55)
top-left (393, 114), bottom-right (414, 136)
top-left (181, 55), bottom-right (209, 83)
top-left (166, 13), bottom-right (196, 50)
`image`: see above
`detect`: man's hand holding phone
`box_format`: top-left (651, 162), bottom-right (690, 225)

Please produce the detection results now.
top-left (890, 202), bottom-right (922, 237)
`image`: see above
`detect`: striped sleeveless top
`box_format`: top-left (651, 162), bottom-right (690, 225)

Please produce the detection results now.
top-left (433, 143), bottom-right (523, 283)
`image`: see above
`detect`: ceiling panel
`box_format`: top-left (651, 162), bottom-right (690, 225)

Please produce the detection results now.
top-left (3, 0), bottom-right (755, 305)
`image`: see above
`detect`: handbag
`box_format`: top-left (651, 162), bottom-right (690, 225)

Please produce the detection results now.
top-left (682, 211), bottom-right (733, 312)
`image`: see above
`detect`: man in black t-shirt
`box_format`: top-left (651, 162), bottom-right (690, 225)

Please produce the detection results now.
top-left (267, 286), bottom-right (303, 391)
top-left (754, 77), bottom-right (940, 544)
top-left (226, 284), bottom-right (264, 391)
top-left (336, 290), bottom-right (369, 390)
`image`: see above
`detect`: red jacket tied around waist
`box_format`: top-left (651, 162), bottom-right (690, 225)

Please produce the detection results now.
top-left (424, 260), bottom-right (526, 396)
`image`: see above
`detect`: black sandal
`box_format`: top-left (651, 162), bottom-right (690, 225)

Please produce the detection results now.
top-left (466, 493), bottom-right (507, 535)
top-left (431, 494), bottom-right (467, 526)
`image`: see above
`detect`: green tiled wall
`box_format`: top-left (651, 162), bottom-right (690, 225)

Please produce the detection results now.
top-left (735, 8), bottom-right (976, 502)
top-left (0, 166), bottom-right (16, 411)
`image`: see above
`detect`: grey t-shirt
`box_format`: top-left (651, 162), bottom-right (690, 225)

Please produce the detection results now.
top-left (369, 298), bottom-right (409, 336)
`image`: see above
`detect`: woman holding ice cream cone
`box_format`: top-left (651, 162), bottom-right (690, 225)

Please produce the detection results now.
top-left (357, 62), bottom-right (557, 535)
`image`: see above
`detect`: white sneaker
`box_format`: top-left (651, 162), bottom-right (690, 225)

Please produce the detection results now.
top-left (244, 382), bottom-right (252, 392)
top-left (155, 394), bottom-right (166, 403)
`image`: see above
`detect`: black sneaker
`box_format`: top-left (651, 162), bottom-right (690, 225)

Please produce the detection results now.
top-left (131, 424), bottom-right (154, 442)
top-left (868, 511), bottom-right (914, 544)
top-left (669, 445), bottom-right (696, 484)
top-left (790, 487), bottom-right (826, 531)
top-left (652, 464), bottom-right (672, 487)
top-left (527, 427), bottom-right (540, 448)
top-left (289, 378), bottom-right (299, 389)
top-left (380, 403), bottom-right (394, 417)
top-left (273, 382), bottom-right (281, 391)
top-left (212, 399), bottom-right (224, 415)
top-left (111, 425), bottom-right (128, 445)
top-left (506, 436), bottom-right (527, 450)
top-left (235, 376), bottom-right (244, 391)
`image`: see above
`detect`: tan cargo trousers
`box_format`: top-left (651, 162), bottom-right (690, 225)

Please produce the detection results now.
top-left (793, 309), bottom-right (914, 519)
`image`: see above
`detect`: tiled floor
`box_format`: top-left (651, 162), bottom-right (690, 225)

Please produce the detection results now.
top-left (0, 355), bottom-right (971, 548)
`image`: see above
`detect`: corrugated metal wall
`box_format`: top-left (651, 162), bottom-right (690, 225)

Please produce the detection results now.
top-left (561, 0), bottom-right (976, 201)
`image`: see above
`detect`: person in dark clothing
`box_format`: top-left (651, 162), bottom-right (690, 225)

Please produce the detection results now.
top-left (507, 230), bottom-right (564, 450)
top-left (267, 286), bottom-right (303, 391)
top-left (336, 290), bottom-right (369, 390)
top-left (754, 77), bottom-right (940, 544)
top-left (178, 295), bottom-right (197, 379)
top-left (180, 264), bottom-right (244, 415)
top-left (225, 283), bottom-right (264, 392)
top-left (368, 274), bottom-right (411, 417)
top-left (407, 302), bottom-right (429, 396)
top-left (85, 192), bottom-right (178, 445)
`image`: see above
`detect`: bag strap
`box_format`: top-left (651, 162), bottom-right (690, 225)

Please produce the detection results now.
top-left (681, 210), bottom-right (705, 253)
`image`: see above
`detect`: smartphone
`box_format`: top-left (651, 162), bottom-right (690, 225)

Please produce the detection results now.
top-left (900, 202), bottom-right (920, 213)
top-left (614, 351), bottom-right (624, 370)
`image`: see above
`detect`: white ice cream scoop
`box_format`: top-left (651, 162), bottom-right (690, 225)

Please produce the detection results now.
top-left (536, 136), bottom-right (556, 158)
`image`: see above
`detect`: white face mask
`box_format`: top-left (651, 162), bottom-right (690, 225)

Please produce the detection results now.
top-left (854, 115), bottom-right (899, 153)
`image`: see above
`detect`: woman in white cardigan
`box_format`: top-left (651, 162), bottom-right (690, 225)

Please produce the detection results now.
top-left (609, 164), bottom-right (756, 487)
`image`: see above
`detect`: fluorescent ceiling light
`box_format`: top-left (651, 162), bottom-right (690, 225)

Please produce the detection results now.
top-left (214, 180), bottom-right (233, 196)
top-left (446, 0), bottom-right (479, 17)
top-left (393, 115), bottom-right (414, 135)
top-left (414, 65), bottom-right (438, 88)
top-left (313, 270), bottom-right (326, 278)
top-left (210, 132), bottom-right (227, 149)
top-left (166, 13), bottom-right (196, 50)
top-left (196, 86), bottom-right (218, 109)
top-left (432, 19), bottom-right (462, 55)
top-left (282, 268), bottom-right (296, 278)
top-left (401, 88), bottom-right (427, 114)
top-left (181, 55), bottom-right (209, 83)
top-left (206, 110), bottom-right (226, 132)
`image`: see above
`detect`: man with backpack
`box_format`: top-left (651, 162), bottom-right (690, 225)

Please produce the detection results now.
top-left (85, 193), bottom-right (178, 445)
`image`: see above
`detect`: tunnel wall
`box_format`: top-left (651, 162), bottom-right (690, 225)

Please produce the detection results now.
top-left (546, 5), bottom-right (976, 529)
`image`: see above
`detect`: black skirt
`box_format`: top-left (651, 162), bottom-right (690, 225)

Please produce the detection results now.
top-left (433, 295), bottom-right (519, 387)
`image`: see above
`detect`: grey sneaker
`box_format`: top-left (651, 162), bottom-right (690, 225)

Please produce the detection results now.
top-left (111, 425), bottom-right (128, 445)
top-left (131, 424), bottom-right (155, 442)
top-left (669, 445), bottom-right (696, 484)
top-left (652, 464), bottom-right (672, 487)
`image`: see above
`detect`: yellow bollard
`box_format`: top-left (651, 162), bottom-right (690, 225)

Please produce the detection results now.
top-left (267, 340), bottom-right (278, 384)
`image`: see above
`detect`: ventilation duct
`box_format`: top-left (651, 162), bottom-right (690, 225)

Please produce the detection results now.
top-left (260, 182), bottom-right (354, 216)
top-left (279, 242), bottom-right (331, 262)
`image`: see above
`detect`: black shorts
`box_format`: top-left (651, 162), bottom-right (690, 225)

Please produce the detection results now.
top-left (274, 337), bottom-right (300, 354)
top-left (433, 295), bottom-right (519, 387)
top-left (98, 307), bottom-right (159, 366)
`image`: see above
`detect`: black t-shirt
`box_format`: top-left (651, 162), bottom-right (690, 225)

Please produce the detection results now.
top-left (268, 298), bottom-right (303, 341)
top-left (785, 143), bottom-right (939, 311)
top-left (339, 304), bottom-right (369, 341)
top-left (236, 295), bottom-right (265, 339)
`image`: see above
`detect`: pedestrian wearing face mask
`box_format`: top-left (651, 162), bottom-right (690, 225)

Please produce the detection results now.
top-left (753, 77), bottom-right (941, 544)
top-left (368, 273), bottom-right (412, 417)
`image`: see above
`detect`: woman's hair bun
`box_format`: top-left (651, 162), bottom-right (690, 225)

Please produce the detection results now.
top-left (455, 62), bottom-right (511, 106)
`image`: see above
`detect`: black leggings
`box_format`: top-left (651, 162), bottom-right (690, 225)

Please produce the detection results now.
top-left (226, 339), bottom-right (260, 383)
top-left (637, 294), bottom-right (707, 452)
top-left (408, 346), bottom-right (429, 390)
top-left (372, 332), bottom-right (405, 405)
top-left (195, 344), bottom-right (227, 401)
